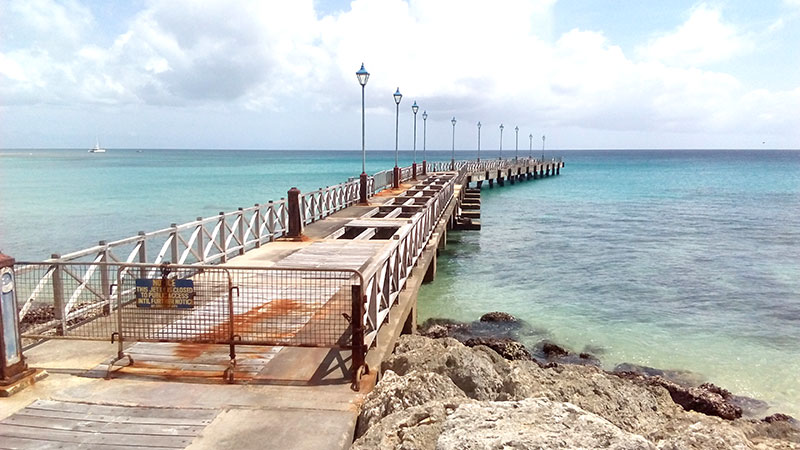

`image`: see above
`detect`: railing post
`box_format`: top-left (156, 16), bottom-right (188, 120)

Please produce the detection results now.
top-left (99, 241), bottom-right (111, 316)
top-left (237, 208), bottom-right (246, 255)
top-left (218, 212), bottom-right (227, 263)
top-left (170, 223), bottom-right (179, 264)
top-left (287, 187), bottom-right (303, 239)
top-left (196, 218), bottom-right (205, 263)
top-left (267, 201), bottom-right (276, 241)
top-left (137, 232), bottom-right (147, 278)
top-left (359, 173), bottom-right (368, 205)
top-left (254, 204), bottom-right (262, 248)
top-left (0, 253), bottom-right (35, 388)
top-left (351, 284), bottom-right (366, 389)
top-left (50, 253), bottom-right (66, 335)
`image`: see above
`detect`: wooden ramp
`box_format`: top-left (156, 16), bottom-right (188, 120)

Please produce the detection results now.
top-left (0, 400), bottom-right (218, 449)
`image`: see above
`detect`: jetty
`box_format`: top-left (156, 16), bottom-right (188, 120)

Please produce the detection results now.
top-left (0, 157), bottom-right (563, 449)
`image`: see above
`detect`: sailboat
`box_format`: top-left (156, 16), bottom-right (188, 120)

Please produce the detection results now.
top-left (89, 137), bottom-right (106, 153)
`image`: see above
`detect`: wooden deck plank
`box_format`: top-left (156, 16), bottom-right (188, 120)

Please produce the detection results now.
top-left (11, 408), bottom-right (212, 427)
top-left (3, 415), bottom-right (204, 436)
top-left (25, 400), bottom-right (217, 421)
top-left (0, 423), bottom-right (193, 448)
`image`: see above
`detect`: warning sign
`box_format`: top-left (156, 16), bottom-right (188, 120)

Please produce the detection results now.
top-left (135, 278), bottom-right (195, 309)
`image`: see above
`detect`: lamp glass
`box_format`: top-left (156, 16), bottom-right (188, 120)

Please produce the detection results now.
top-left (393, 88), bottom-right (402, 104)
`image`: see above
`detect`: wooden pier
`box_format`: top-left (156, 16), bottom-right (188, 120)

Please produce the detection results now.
top-left (1, 157), bottom-right (563, 450)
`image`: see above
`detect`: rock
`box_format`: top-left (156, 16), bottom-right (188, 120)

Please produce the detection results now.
top-left (540, 340), bottom-right (570, 358)
top-left (417, 318), bottom-right (469, 340)
top-left (615, 373), bottom-right (742, 420)
top-left (613, 362), bottom-right (706, 387)
top-left (355, 370), bottom-right (467, 438)
top-left (764, 413), bottom-right (797, 424)
top-left (383, 335), bottom-right (504, 400)
top-left (463, 337), bottom-right (532, 361)
top-left (478, 311), bottom-right (517, 323)
top-left (436, 397), bottom-right (657, 450)
top-left (351, 401), bottom-right (454, 450)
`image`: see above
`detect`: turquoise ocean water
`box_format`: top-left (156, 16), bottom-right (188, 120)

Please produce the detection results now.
top-left (1, 149), bottom-right (798, 415)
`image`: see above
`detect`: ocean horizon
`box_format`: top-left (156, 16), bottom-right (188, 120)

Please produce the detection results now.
top-left (1, 148), bottom-right (798, 417)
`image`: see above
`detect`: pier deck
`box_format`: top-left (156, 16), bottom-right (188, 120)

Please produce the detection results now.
top-left (1, 158), bottom-right (563, 449)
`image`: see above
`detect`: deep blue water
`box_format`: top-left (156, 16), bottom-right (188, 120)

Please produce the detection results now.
top-left (1, 148), bottom-right (798, 414)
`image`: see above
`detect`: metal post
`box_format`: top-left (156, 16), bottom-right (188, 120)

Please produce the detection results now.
top-left (529, 133), bottom-right (533, 159)
top-left (514, 126), bottom-right (519, 161)
top-left (196, 218), bottom-right (205, 262)
top-left (422, 111), bottom-right (428, 175)
top-left (218, 213), bottom-right (227, 263)
top-left (351, 284), bottom-right (366, 390)
top-left (0, 253), bottom-right (33, 387)
top-left (253, 204), bottom-right (262, 248)
top-left (393, 88), bottom-right (402, 189)
top-left (451, 117), bottom-right (457, 170)
top-left (50, 253), bottom-right (65, 335)
top-left (542, 134), bottom-right (546, 161)
top-left (99, 241), bottom-right (110, 315)
top-left (137, 232), bottom-right (147, 277)
top-left (170, 223), bottom-right (179, 263)
top-left (412, 101), bottom-right (418, 180)
top-left (499, 124), bottom-right (504, 160)
top-left (287, 187), bottom-right (303, 238)
top-left (477, 122), bottom-right (481, 162)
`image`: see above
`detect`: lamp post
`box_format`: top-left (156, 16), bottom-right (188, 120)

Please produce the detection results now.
top-left (393, 87), bottom-right (402, 188)
top-left (422, 111), bottom-right (428, 175)
top-left (542, 134), bottom-right (546, 161)
top-left (451, 117), bottom-right (457, 170)
top-left (411, 101), bottom-right (419, 180)
top-left (514, 126), bottom-right (519, 161)
top-left (529, 133), bottom-right (533, 159)
top-left (477, 121), bottom-right (482, 162)
top-left (356, 63), bottom-right (370, 204)
top-left (499, 124), bottom-right (504, 160)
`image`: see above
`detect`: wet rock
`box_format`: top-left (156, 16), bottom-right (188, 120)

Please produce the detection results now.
top-left (613, 362), bottom-right (706, 387)
top-left (540, 341), bottom-right (570, 358)
top-left (437, 397), bottom-right (656, 450)
top-left (583, 344), bottom-right (607, 355)
top-left (417, 318), bottom-right (469, 340)
top-left (463, 337), bottom-right (532, 361)
top-left (765, 413), bottom-right (797, 424)
top-left (355, 370), bottom-right (466, 438)
top-left (478, 311), bottom-right (517, 323)
top-left (615, 373), bottom-right (742, 420)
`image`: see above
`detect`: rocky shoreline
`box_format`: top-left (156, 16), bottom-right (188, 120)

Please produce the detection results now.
top-left (352, 313), bottom-right (799, 449)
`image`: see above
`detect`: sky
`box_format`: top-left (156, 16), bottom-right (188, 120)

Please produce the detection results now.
top-left (1, 0), bottom-right (799, 150)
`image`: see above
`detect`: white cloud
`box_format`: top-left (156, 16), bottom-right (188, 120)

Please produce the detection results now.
top-left (0, 0), bottom-right (798, 148)
top-left (637, 4), bottom-right (752, 67)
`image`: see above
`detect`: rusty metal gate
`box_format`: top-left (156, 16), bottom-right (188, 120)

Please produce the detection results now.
top-left (14, 262), bottom-right (365, 384)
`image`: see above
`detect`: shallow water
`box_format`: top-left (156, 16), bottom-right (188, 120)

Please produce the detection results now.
top-left (418, 150), bottom-right (800, 416)
top-left (2, 148), bottom-right (798, 416)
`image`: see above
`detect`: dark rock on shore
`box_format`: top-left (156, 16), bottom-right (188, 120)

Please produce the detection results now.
top-left (417, 318), bottom-right (470, 340)
top-left (463, 337), bottom-right (532, 361)
top-left (540, 341), bottom-right (569, 358)
top-left (613, 362), bottom-right (706, 387)
top-left (479, 311), bottom-right (517, 323)
top-left (354, 335), bottom-right (800, 449)
top-left (614, 372), bottom-right (742, 420)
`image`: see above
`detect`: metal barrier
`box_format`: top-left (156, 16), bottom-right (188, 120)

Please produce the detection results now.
top-left (14, 261), bottom-right (363, 383)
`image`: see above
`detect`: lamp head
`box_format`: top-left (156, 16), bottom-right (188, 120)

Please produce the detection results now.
top-left (411, 101), bottom-right (419, 114)
top-left (451, 117), bottom-right (457, 126)
top-left (356, 63), bottom-right (369, 86)
top-left (515, 126), bottom-right (519, 132)
top-left (422, 110), bottom-right (428, 120)
top-left (499, 124), bottom-right (504, 131)
top-left (477, 121), bottom-right (481, 129)
top-left (393, 87), bottom-right (402, 105)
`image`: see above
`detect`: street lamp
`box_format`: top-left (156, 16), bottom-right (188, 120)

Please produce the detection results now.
top-left (393, 87), bottom-right (402, 188)
top-left (514, 126), bottom-right (519, 161)
top-left (477, 121), bottom-right (482, 162)
top-left (422, 111), bottom-right (428, 175)
top-left (542, 134), bottom-right (546, 161)
top-left (499, 124), bottom-right (504, 160)
top-left (411, 101), bottom-right (419, 180)
top-left (451, 117), bottom-right (457, 170)
top-left (356, 63), bottom-right (369, 204)
top-left (529, 133), bottom-right (533, 159)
